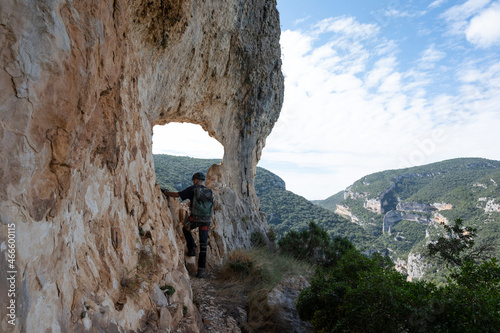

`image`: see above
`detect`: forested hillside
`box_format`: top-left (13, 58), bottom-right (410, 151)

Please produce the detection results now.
top-left (315, 157), bottom-right (500, 281)
top-left (254, 167), bottom-right (371, 247)
top-left (154, 154), bottom-right (222, 191)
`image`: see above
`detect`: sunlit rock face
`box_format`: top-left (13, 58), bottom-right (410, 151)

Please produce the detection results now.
top-left (0, 0), bottom-right (283, 331)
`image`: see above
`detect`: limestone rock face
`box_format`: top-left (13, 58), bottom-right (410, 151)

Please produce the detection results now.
top-left (0, 0), bottom-right (283, 331)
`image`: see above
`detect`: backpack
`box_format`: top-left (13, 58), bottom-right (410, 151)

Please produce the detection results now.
top-left (191, 185), bottom-right (213, 224)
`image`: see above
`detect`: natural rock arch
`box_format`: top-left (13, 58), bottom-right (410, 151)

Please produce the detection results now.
top-left (0, 0), bottom-right (283, 331)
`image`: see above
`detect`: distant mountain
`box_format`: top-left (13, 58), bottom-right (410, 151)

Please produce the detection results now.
top-left (311, 191), bottom-right (344, 210)
top-left (154, 154), bottom-right (221, 191)
top-left (254, 167), bottom-right (370, 246)
top-left (314, 157), bottom-right (500, 281)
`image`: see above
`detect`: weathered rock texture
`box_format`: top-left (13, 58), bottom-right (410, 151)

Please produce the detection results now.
top-left (0, 0), bottom-right (283, 331)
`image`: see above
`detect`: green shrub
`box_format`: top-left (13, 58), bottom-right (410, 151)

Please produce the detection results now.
top-left (431, 259), bottom-right (500, 332)
top-left (160, 285), bottom-right (176, 296)
top-left (227, 250), bottom-right (255, 276)
top-left (297, 221), bottom-right (500, 332)
top-left (250, 231), bottom-right (266, 248)
top-left (278, 221), bottom-right (354, 267)
top-left (267, 226), bottom-right (277, 243)
top-left (297, 249), bottom-right (434, 333)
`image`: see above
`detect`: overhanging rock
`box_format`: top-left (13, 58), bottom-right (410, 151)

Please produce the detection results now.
top-left (0, 0), bottom-right (283, 331)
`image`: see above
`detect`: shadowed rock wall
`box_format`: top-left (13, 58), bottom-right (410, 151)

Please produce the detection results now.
top-left (0, 0), bottom-right (283, 331)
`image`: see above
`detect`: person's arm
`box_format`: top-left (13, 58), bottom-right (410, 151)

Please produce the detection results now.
top-left (161, 188), bottom-right (180, 197)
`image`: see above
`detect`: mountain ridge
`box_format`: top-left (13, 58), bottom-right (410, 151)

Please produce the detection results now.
top-left (314, 157), bottom-right (500, 281)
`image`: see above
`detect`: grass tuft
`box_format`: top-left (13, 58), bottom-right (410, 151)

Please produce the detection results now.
top-left (220, 247), bottom-right (313, 332)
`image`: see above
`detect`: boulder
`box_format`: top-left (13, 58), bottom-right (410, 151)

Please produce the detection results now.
top-left (267, 275), bottom-right (312, 333)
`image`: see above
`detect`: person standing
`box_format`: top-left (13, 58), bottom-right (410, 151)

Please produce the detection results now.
top-left (162, 172), bottom-right (213, 278)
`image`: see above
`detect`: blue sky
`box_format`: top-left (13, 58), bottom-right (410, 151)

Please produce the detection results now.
top-left (153, 0), bottom-right (500, 200)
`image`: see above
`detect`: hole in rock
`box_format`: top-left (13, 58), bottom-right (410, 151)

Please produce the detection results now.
top-left (152, 122), bottom-right (224, 190)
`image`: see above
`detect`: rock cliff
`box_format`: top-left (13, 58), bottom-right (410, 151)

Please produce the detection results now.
top-left (0, 0), bottom-right (283, 331)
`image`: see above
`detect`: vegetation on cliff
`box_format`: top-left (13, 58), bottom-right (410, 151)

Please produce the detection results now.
top-left (280, 222), bottom-right (500, 333)
top-left (315, 157), bottom-right (500, 280)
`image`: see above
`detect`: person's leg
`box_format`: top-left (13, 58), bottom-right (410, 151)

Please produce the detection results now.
top-left (183, 221), bottom-right (197, 256)
top-left (197, 225), bottom-right (209, 277)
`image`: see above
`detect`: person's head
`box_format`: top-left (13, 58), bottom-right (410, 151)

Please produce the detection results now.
top-left (192, 172), bottom-right (205, 185)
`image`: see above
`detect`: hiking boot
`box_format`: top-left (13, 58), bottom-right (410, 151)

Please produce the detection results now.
top-left (186, 248), bottom-right (197, 257)
top-left (196, 269), bottom-right (206, 278)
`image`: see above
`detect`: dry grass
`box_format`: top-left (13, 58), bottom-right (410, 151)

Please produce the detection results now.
top-left (219, 247), bottom-right (313, 332)
top-left (137, 245), bottom-right (163, 278)
top-left (221, 248), bottom-right (312, 285)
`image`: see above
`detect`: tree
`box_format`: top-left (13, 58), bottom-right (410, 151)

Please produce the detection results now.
top-left (427, 218), bottom-right (495, 267)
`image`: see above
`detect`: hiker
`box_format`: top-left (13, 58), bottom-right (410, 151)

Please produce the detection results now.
top-left (161, 172), bottom-right (213, 278)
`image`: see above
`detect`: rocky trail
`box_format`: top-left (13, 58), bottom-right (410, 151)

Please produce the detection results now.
top-left (175, 272), bottom-right (248, 333)
top-left (172, 265), bottom-right (313, 333)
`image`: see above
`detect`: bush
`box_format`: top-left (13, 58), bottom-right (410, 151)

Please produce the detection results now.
top-left (227, 250), bottom-right (255, 276)
top-left (297, 249), bottom-right (434, 333)
top-left (267, 226), bottom-right (277, 243)
top-left (250, 231), bottom-right (267, 248)
top-left (278, 221), bottom-right (354, 267)
top-left (296, 221), bottom-right (500, 332)
top-left (431, 259), bottom-right (500, 332)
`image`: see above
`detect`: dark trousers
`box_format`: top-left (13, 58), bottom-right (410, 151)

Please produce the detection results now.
top-left (183, 221), bottom-right (209, 269)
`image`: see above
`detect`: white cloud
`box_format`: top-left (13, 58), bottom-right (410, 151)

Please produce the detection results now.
top-left (260, 15), bottom-right (500, 199)
top-left (313, 16), bottom-right (379, 39)
top-left (293, 15), bottom-right (311, 26)
top-left (152, 123), bottom-right (224, 159)
top-left (419, 45), bottom-right (446, 68)
top-left (443, 0), bottom-right (491, 21)
top-left (365, 56), bottom-right (398, 88)
top-left (466, 2), bottom-right (500, 47)
top-left (429, 0), bottom-right (448, 9)
top-left (442, 0), bottom-right (491, 35)
top-left (383, 8), bottom-right (428, 19)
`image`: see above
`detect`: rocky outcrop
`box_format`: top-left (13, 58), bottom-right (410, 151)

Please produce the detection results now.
top-left (432, 202), bottom-right (453, 211)
top-left (478, 198), bottom-right (500, 213)
top-left (485, 199), bottom-right (500, 212)
top-left (382, 201), bottom-right (452, 234)
top-left (364, 198), bottom-right (382, 214)
top-left (0, 0), bottom-right (283, 331)
top-left (431, 212), bottom-right (448, 225)
top-left (343, 186), bottom-right (368, 200)
top-left (383, 211), bottom-right (429, 234)
top-left (266, 275), bottom-right (312, 332)
top-left (396, 202), bottom-right (437, 212)
top-left (395, 252), bottom-right (429, 281)
top-left (335, 204), bottom-right (362, 225)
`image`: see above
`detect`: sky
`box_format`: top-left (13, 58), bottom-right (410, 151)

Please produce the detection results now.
top-left (153, 0), bottom-right (500, 200)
